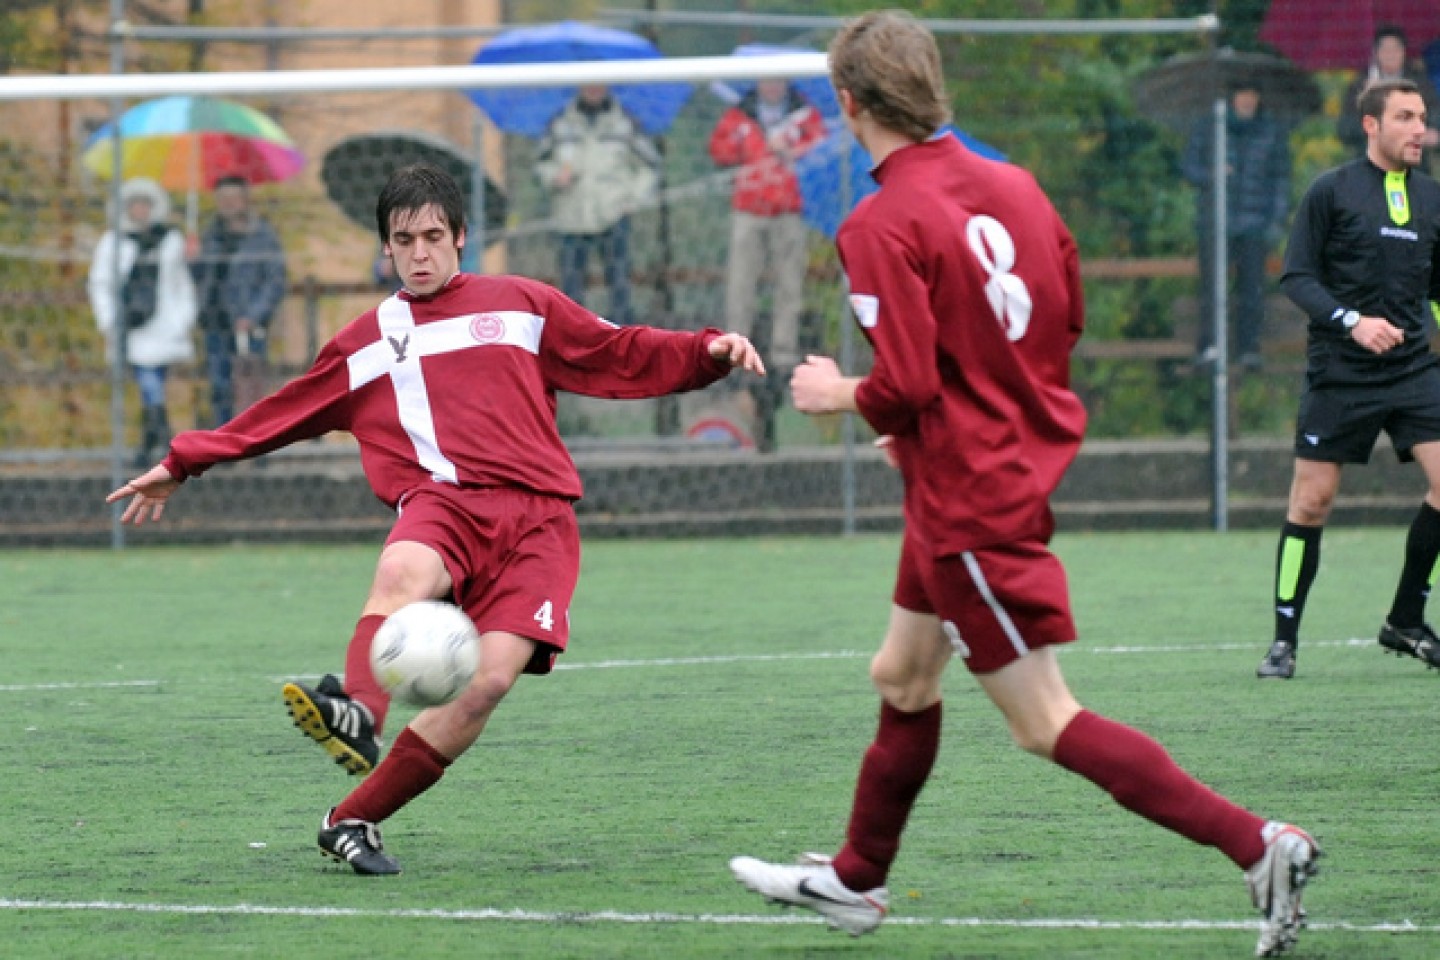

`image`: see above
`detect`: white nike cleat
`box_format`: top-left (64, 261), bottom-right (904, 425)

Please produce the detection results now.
top-left (1245, 821), bottom-right (1321, 957)
top-left (729, 853), bottom-right (889, 936)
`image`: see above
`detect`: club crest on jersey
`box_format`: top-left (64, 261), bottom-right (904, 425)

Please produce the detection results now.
top-left (470, 312), bottom-right (506, 344)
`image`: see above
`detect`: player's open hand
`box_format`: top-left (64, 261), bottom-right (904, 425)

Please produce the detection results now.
top-left (709, 333), bottom-right (766, 375)
top-left (1352, 315), bottom-right (1405, 354)
top-left (105, 464), bottom-right (180, 525)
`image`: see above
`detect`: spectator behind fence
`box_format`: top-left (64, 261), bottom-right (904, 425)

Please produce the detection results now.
top-left (87, 177), bottom-right (197, 467)
top-left (708, 78), bottom-right (826, 373)
top-left (535, 84), bottom-right (659, 327)
top-left (1181, 80), bottom-right (1292, 370)
top-left (190, 174), bottom-right (287, 426)
top-left (1338, 24), bottom-right (1440, 173)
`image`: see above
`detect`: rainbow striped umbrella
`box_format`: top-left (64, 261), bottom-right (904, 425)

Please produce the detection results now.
top-left (82, 96), bottom-right (304, 230)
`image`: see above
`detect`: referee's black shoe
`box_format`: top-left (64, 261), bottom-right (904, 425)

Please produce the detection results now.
top-left (1256, 640), bottom-right (1296, 679)
top-left (1377, 621), bottom-right (1440, 670)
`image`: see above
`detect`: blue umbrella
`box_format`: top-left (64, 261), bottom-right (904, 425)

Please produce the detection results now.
top-left (708, 44), bottom-right (839, 119)
top-left (796, 122), bottom-right (1006, 239)
top-left (466, 21), bottom-right (693, 138)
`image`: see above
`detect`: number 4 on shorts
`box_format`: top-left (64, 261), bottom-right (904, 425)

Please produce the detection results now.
top-left (533, 600), bottom-right (554, 632)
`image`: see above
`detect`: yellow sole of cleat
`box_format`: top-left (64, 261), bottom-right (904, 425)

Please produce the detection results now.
top-left (281, 683), bottom-right (373, 776)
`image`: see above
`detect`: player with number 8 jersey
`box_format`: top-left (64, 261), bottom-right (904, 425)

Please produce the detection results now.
top-left (107, 162), bottom-right (765, 877)
top-left (729, 14), bottom-right (1317, 956)
top-left (836, 130), bottom-right (1087, 554)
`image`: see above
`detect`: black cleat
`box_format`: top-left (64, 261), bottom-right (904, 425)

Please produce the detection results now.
top-left (318, 808), bottom-right (401, 876)
top-left (283, 674), bottom-right (381, 775)
top-left (1377, 621), bottom-right (1440, 670)
top-left (1257, 641), bottom-right (1296, 679)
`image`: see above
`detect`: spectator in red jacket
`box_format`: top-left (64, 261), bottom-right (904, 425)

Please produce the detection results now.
top-left (709, 79), bottom-right (826, 377)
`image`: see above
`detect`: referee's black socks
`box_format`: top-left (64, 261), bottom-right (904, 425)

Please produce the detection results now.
top-left (1275, 522), bottom-right (1322, 646)
top-left (1388, 501), bottom-right (1440, 629)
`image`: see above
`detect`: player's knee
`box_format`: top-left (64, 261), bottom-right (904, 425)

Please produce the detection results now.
top-left (1006, 715), bottom-right (1062, 759)
top-left (1007, 724), bottom-right (1052, 758)
top-left (474, 665), bottom-right (518, 705)
top-left (370, 554), bottom-right (435, 607)
top-left (1288, 476), bottom-right (1337, 525)
top-left (868, 652), bottom-right (904, 693)
top-left (1288, 493), bottom-right (1333, 526)
top-left (870, 658), bottom-right (939, 712)
top-left (449, 667), bottom-right (516, 723)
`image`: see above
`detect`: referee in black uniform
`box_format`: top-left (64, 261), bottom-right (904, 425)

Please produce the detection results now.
top-left (1259, 78), bottom-right (1440, 679)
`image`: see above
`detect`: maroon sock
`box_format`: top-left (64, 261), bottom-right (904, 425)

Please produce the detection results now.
top-left (344, 614), bottom-right (390, 735)
top-left (830, 700), bottom-right (942, 891)
top-left (332, 727), bottom-right (451, 825)
top-left (1053, 710), bottom-right (1266, 869)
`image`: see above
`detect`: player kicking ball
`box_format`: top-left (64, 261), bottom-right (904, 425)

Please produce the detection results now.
top-left (107, 162), bottom-right (764, 876)
top-left (725, 13), bottom-right (1319, 958)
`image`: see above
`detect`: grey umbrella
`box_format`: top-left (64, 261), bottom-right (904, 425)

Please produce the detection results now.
top-left (1132, 49), bottom-right (1321, 131)
top-left (321, 130), bottom-right (507, 238)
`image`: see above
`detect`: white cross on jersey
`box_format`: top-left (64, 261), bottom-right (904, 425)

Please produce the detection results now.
top-left (346, 296), bottom-right (545, 484)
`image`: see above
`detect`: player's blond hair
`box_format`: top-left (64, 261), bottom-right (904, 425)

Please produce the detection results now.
top-left (828, 10), bottom-right (951, 142)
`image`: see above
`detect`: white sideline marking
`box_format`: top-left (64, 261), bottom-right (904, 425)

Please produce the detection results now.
top-left (553, 650), bottom-right (868, 670)
top-left (539, 637), bottom-right (1379, 669)
top-left (0, 898), bottom-right (1437, 934)
top-left (1, 638), bottom-right (1383, 694)
top-left (1083, 638), bottom-right (1373, 655)
top-left (0, 679), bottom-right (160, 692)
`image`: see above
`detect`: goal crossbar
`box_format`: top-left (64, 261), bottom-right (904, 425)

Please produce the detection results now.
top-left (0, 53), bottom-right (829, 102)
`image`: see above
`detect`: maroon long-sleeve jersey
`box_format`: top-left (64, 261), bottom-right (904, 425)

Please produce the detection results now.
top-left (164, 272), bottom-right (730, 507)
top-left (840, 136), bottom-right (1088, 554)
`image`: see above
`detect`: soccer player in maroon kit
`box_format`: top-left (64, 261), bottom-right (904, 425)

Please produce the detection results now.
top-left (727, 13), bottom-right (1319, 957)
top-left (107, 163), bottom-right (765, 876)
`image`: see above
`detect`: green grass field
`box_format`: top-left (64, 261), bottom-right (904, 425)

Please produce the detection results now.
top-left (3, 530), bottom-right (1438, 959)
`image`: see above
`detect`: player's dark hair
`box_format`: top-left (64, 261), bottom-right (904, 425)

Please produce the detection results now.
top-left (376, 162), bottom-right (467, 243)
top-left (829, 10), bottom-right (950, 142)
top-left (1358, 77), bottom-right (1421, 120)
top-left (214, 174), bottom-right (249, 191)
top-left (1373, 23), bottom-right (1407, 50)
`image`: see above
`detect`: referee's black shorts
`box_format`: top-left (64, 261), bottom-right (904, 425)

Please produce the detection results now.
top-left (1295, 364), bottom-right (1440, 464)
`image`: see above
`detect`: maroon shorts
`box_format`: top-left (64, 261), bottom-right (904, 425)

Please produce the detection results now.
top-left (893, 532), bottom-right (1076, 675)
top-left (389, 484), bottom-right (579, 675)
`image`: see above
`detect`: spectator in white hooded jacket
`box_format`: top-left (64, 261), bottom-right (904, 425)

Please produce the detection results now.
top-left (88, 177), bottom-right (197, 466)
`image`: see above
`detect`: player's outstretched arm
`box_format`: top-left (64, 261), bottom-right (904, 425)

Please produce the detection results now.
top-left (105, 464), bottom-right (181, 525)
top-left (708, 332), bottom-right (767, 376)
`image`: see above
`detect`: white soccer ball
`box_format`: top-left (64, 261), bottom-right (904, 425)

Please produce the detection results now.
top-left (370, 601), bottom-right (480, 707)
